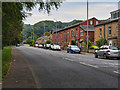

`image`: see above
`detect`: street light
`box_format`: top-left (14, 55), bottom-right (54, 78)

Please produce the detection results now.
top-left (86, 0), bottom-right (89, 53)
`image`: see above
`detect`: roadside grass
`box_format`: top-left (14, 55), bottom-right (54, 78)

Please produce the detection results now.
top-left (2, 46), bottom-right (12, 79)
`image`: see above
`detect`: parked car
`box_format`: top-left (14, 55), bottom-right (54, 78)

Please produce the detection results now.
top-left (16, 44), bottom-right (20, 47)
top-left (67, 45), bottom-right (81, 54)
top-left (95, 45), bottom-right (120, 59)
top-left (38, 44), bottom-right (43, 48)
top-left (34, 44), bottom-right (38, 47)
top-left (51, 44), bottom-right (61, 51)
top-left (44, 44), bottom-right (51, 49)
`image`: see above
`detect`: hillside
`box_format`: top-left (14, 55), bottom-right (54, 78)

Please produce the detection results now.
top-left (22, 20), bottom-right (83, 40)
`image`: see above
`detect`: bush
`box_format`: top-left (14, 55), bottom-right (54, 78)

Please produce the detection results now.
top-left (46, 40), bottom-right (51, 44)
top-left (71, 40), bottom-right (76, 45)
top-left (96, 38), bottom-right (107, 47)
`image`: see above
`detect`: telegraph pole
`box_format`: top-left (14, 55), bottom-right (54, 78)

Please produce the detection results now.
top-left (44, 22), bottom-right (45, 43)
top-left (86, 0), bottom-right (89, 53)
top-left (56, 21), bottom-right (57, 44)
top-left (33, 26), bottom-right (34, 41)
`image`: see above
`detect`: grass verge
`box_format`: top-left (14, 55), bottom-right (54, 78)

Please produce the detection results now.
top-left (2, 46), bottom-right (12, 79)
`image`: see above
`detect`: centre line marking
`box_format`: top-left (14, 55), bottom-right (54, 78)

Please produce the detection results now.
top-left (79, 62), bottom-right (98, 68)
top-left (113, 71), bottom-right (120, 74)
top-left (64, 58), bottom-right (73, 61)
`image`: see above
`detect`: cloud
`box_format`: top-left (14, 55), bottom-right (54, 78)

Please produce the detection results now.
top-left (23, 2), bottom-right (118, 25)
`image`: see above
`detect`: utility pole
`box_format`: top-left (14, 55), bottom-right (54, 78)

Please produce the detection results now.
top-left (86, 0), bottom-right (89, 53)
top-left (44, 22), bottom-right (45, 43)
top-left (33, 26), bottom-right (34, 41)
top-left (56, 21), bottom-right (57, 44)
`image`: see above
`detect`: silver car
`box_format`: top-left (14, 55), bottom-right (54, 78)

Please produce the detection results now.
top-left (95, 45), bottom-right (120, 59)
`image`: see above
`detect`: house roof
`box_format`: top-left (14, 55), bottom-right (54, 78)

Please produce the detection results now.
top-left (80, 25), bottom-right (94, 31)
top-left (52, 17), bottom-right (98, 33)
top-left (95, 18), bottom-right (119, 27)
top-left (52, 22), bottom-right (80, 33)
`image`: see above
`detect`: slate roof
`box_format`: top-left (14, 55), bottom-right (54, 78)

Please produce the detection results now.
top-left (95, 18), bottom-right (119, 27)
top-left (80, 25), bottom-right (94, 31)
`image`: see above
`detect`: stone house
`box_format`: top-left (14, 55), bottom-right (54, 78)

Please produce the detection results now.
top-left (94, 9), bottom-right (120, 48)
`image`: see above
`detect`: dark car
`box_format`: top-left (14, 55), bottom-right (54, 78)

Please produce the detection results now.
top-left (67, 45), bottom-right (81, 54)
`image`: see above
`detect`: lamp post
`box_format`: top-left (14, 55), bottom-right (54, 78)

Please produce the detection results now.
top-left (86, 0), bottom-right (89, 53)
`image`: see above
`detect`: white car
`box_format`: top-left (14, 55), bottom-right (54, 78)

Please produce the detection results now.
top-left (44, 44), bottom-right (51, 49)
top-left (38, 44), bottom-right (43, 48)
top-left (95, 45), bottom-right (120, 59)
top-left (51, 44), bottom-right (61, 51)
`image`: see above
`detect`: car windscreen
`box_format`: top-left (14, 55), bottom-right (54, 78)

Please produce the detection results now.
top-left (54, 45), bottom-right (60, 46)
top-left (71, 46), bottom-right (78, 48)
top-left (109, 46), bottom-right (119, 50)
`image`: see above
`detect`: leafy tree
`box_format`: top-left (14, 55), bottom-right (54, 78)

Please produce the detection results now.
top-left (2, 1), bottom-right (62, 48)
top-left (96, 38), bottom-right (107, 47)
top-left (43, 32), bottom-right (50, 36)
top-left (26, 36), bottom-right (32, 44)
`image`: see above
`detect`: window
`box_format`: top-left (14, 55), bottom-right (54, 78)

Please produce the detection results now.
top-left (67, 31), bottom-right (69, 38)
top-left (76, 29), bottom-right (78, 37)
top-left (61, 32), bottom-right (62, 38)
top-left (108, 27), bottom-right (112, 35)
top-left (80, 31), bottom-right (84, 36)
top-left (71, 30), bottom-right (74, 37)
top-left (90, 20), bottom-right (93, 25)
top-left (99, 28), bottom-right (102, 37)
top-left (64, 31), bottom-right (65, 38)
top-left (96, 21), bottom-right (98, 25)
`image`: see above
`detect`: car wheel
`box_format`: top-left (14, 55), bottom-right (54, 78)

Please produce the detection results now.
top-left (117, 57), bottom-right (120, 60)
top-left (67, 50), bottom-right (69, 53)
top-left (95, 53), bottom-right (98, 58)
top-left (104, 54), bottom-right (109, 59)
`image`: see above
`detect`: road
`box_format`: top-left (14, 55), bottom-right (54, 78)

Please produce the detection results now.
top-left (15, 45), bottom-right (119, 88)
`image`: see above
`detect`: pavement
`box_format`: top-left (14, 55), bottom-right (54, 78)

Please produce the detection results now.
top-left (2, 47), bottom-right (37, 88)
top-left (2, 45), bottom-right (120, 88)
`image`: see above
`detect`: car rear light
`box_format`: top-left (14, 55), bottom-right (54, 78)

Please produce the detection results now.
top-left (106, 50), bottom-right (110, 52)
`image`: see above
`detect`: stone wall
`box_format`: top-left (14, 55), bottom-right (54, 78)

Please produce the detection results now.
top-left (118, 18), bottom-right (120, 48)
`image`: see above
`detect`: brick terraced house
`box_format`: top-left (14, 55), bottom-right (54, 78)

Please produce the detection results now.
top-left (51, 17), bottom-right (100, 48)
top-left (94, 9), bottom-right (120, 48)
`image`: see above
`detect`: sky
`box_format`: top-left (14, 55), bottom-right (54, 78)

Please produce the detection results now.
top-left (23, 0), bottom-right (120, 25)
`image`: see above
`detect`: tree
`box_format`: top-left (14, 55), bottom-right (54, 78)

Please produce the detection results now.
top-left (96, 38), bottom-right (107, 47)
top-left (43, 32), bottom-right (50, 36)
top-left (2, 1), bottom-right (62, 48)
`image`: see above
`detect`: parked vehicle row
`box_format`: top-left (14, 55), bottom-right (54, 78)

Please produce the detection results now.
top-left (33, 43), bottom-right (61, 51)
top-left (32, 44), bottom-right (120, 59)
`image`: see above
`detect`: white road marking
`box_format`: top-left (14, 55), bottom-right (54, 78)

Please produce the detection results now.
top-left (64, 58), bottom-right (74, 61)
top-left (113, 71), bottom-right (120, 74)
top-left (79, 62), bottom-right (98, 68)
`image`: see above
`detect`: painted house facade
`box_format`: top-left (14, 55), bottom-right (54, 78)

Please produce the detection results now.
top-left (94, 9), bottom-right (120, 48)
top-left (51, 17), bottom-right (100, 48)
